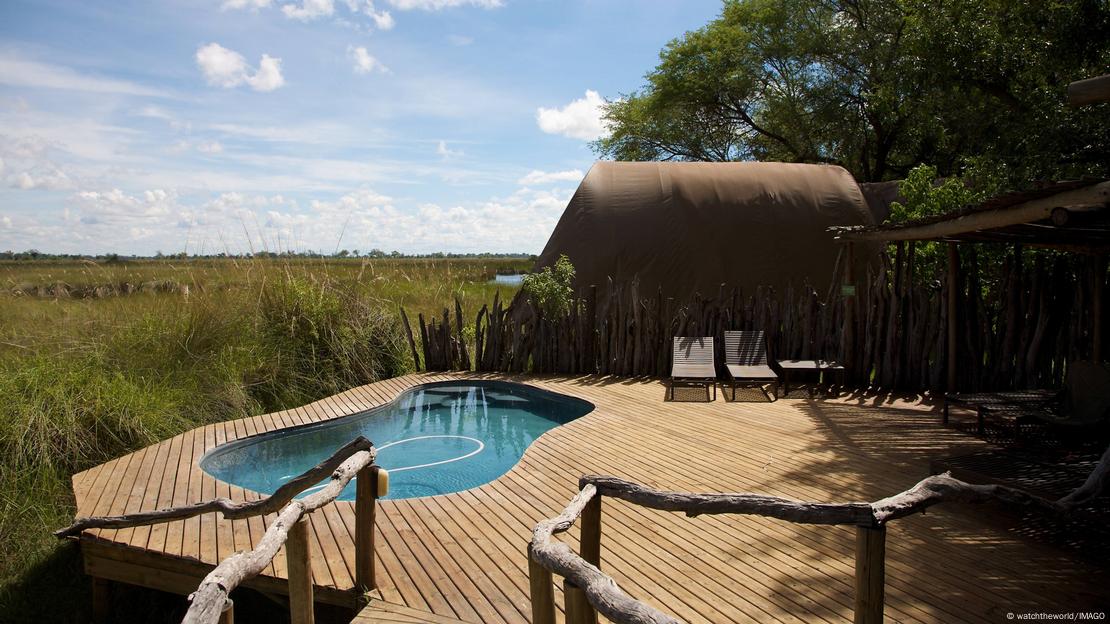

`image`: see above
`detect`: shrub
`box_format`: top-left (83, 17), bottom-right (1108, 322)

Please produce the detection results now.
top-left (522, 255), bottom-right (575, 317)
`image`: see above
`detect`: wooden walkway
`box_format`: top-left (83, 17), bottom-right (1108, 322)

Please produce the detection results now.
top-left (70, 374), bottom-right (1110, 623)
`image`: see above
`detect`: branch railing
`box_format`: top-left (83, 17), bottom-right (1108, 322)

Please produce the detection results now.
top-left (529, 451), bottom-right (1109, 624)
top-left (56, 436), bottom-right (388, 624)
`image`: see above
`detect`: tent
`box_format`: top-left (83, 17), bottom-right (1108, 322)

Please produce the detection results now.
top-left (534, 161), bottom-right (880, 299)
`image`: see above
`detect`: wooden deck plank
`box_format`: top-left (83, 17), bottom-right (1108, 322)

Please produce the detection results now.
top-left (70, 373), bottom-right (1110, 623)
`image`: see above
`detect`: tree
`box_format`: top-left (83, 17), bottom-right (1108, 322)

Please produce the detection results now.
top-left (595, 0), bottom-right (1110, 183)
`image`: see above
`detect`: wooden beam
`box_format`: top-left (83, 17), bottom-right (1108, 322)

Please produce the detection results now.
top-left (1069, 74), bottom-right (1110, 107)
top-left (527, 550), bottom-right (556, 624)
top-left (580, 493), bottom-right (602, 569)
top-left (564, 579), bottom-right (599, 624)
top-left (854, 526), bottom-right (886, 624)
top-left (354, 465), bottom-right (378, 593)
top-left (287, 518), bottom-right (315, 624)
top-left (91, 576), bottom-right (112, 624)
top-left (946, 243), bottom-right (959, 394)
top-left (834, 182), bottom-right (1110, 243)
top-left (1095, 255), bottom-right (1106, 362)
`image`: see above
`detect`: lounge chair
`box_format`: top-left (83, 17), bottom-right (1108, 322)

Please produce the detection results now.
top-left (723, 330), bottom-right (779, 401)
top-left (668, 336), bottom-right (717, 401)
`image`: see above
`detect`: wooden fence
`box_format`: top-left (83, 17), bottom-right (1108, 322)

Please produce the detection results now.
top-left (404, 245), bottom-right (1104, 393)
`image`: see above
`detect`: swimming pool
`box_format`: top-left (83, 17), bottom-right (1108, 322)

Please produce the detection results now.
top-left (200, 381), bottom-right (594, 500)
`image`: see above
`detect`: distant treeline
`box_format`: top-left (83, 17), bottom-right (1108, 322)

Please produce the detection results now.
top-left (0, 249), bottom-right (536, 261)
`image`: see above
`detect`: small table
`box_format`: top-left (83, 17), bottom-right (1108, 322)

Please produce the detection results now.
top-left (776, 360), bottom-right (847, 397)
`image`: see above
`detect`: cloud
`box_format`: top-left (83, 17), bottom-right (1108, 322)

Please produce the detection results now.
top-left (247, 55), bottom-right (286, 91)
top-left (385, 0), bottom-right (502, 10)
top-left (517, 169), bottom-right (584, 186)
top-left (436, 140), bottom-right (462, 159)
top-left (222, 0), bottom-right (273, 9)
top-left (1, 133), bottom-right (73, 190)
top-left (536, 90), bottom-right (610, 141)
top-left (447, 34), bottom-right (473, 46)
top-left (348, 46), bottom-right (389, 74)
top-left (281, 0), bottom-right (335, 20)
top-left (195, 44), bottom-right (285, 92)
top-left (0, 53), bottom-right (166, 97)
top-left (197, 141), bottom-right (224, 154)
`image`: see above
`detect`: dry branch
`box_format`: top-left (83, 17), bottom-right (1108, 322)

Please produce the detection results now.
top-left (538, 450), bottom-right (1109, 623)
top-left (582, 475), bottom-right (875, 525)
top-left (530, 485), bottom-right (679, 624)
top-left (55, 436), bottom-right (375, 537)
top-left (182, 444), bottom-right (376, 624)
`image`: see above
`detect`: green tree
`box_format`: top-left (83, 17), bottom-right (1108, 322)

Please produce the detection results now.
top-left (595, 0), bottom-right (1109, 183)
top-left (522, 255), bottom-right (576, 317)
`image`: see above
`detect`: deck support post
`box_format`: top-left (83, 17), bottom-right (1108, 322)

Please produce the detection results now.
top-left (528, 548), bottom-right (556, 624)
top-left (563, 579), bottom-right (598, 624)
top-left (580, 493), bottom-right (602, 568)
top-left (1094, 255), bottom-right (1105, 363)
top-left (287, 518), bottom-right (315, 624)
top-left (91, 576), bottom-right (112, 624)
top-left (946, 243), bottom-right (959, 399)
top-left (854, 525), bottom-right (886, 624)
top-left (355, 465), bottom-right (378, 593)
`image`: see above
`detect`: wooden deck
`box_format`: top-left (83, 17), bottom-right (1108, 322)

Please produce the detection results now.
top-left (71, 373), bottom-right (1110, 623)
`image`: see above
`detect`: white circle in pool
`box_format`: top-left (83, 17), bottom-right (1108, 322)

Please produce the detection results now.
top-left (375, 435), bottom-right (485, 473)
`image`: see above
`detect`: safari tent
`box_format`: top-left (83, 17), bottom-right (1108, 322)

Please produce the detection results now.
top-left (534, 161), bottom-right (880, 298)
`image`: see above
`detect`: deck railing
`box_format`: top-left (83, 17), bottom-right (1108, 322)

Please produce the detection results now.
top-left (528, 469), bottom-right (1104, 624)
top-left (56, 436), bottom-right (386, 624)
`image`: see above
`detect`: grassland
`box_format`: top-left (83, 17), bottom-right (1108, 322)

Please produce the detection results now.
top-left (0, 256), bottom-right (527, 623)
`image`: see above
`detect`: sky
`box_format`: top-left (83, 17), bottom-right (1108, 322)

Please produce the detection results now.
top-left (0, 0), bottom-right (722, 256)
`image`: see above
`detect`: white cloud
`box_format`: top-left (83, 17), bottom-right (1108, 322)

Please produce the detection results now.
top-left (195, 44), bottom-right (285, 92)
top-left (247, 54), bottom-right (286, 91)
top-left (386, 0), bottom-right (502, 10)
top-left (222, 0), bottom-right (273, 9)
top-left (0, 53), bottom-right (166, 97)
top-left (1, 133), bottom-right (73, 190)
top-left (1, 215), bottom-right (11, 229)
top-left (281, 0), bottom-right (335, 20)
top-left (517, 169), bottom-right (584, 186)
top-left (197, 141), bottom-right (224, 154)
top-left (436, 140), bottom-right (462, 159)
top-left (369, 8), bottom-right (395, 29)
top-left (447, 34), bottom-right (474, 46)
top-left (348, 46), bottom-right (389, 75)
top-left (536, 90), bottom-right (609, 141)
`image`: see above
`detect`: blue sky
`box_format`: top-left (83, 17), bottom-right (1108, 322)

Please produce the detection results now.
top-left (0, 0), bottom-right (722, 255)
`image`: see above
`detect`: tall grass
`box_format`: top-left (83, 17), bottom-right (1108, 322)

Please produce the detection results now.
top-left (0, 257), bottom-right (523, 622)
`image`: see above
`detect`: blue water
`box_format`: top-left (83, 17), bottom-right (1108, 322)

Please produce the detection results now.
top-left (490, 274), bottom-right (525, 285)
top-left (200, 381), bottom-right (593, 500)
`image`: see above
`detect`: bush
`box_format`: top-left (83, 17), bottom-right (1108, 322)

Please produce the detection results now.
top-left (522, 255), bottom-right (575, 317)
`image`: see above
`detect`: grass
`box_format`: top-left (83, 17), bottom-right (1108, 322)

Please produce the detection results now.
top-left (0, 256), bottom-right (526, 623)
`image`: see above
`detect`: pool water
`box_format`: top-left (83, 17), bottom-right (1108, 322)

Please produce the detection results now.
top-left (200, 381), bottom-right (593, 500)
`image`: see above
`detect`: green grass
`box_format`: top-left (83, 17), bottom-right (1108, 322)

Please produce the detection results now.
top-left (0, 257), bottom-right (525, 623)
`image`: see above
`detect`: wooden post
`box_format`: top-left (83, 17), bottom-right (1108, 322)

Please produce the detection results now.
top-left (854, 525), bottom-right (886, 624)
top-left (527, 549), bottom-right (556, 624)
top-left (580, 493), bottom-right (602, 568)
top-left (946, 243), bottom-right (959, 395)
top-left (842, 243), bottom-right (856, 378)
top-left (219, 599), bottom-right (234, 624)
top-left (563, 579), bottom-right (598, 624)
top-left (1094, 255), bottom-right (1105, 363)
top-left (287, 518), bottom-right (315, 624)
top-left (355, 465), bottom-right (378, 593)
top-left (91, 576), bottom-right (112, 624)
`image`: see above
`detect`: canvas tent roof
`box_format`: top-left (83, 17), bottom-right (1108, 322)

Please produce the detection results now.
top-left (534, 161), bottom-right (879, 299)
